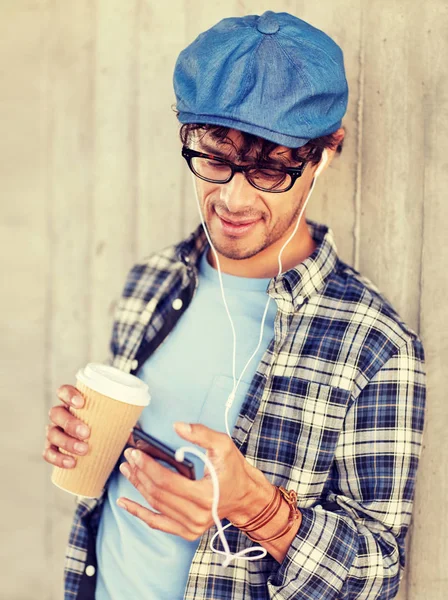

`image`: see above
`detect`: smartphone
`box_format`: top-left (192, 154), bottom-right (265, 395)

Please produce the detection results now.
top-left (125, 427), bottom-right (196, 480)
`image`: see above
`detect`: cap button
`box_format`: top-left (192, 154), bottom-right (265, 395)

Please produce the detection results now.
top-left (257, 12), bottom-right (280, 35)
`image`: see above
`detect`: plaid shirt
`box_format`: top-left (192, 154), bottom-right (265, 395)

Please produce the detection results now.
top-left (64, 220), bottom-right (426, 600)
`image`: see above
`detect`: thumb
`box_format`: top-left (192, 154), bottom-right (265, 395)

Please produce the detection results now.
top-left (173, 422), bottom-right (226, 451)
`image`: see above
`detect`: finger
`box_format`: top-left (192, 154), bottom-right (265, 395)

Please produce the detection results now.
top-left (56, 384), bottom-right (85, 409)
top-left (116, 498), bottom-right (202, 541)
top-left (173, 422), bottom-right (229, 452)
top-left (48, 405), bottom-right (90, 441)
top-left (124, 448), bottom-right (211, 505)
top-left (120, 461), bottom-right (209, 530)
top-left (126, 422), bottom-right (143, 446)
top-left (42, 444), bottom-right (76, 468)
top-left (47, 425), bottom-right (89, 456)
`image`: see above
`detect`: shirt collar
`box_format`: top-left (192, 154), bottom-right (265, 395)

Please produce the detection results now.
top-left (175, 223), bottom-right (208, 267)
top-left (175, 219), bottom-right (338, 310)
top-left (268, 220), bottom-right (339, 310)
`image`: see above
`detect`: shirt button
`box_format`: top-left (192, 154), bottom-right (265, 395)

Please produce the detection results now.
top-left (131, 359), bottom-right (138, 370)
top-left (179, 251), bottom-right (190, 264)
top-left (172, 298), bottom-right (183, 310)
top-left (297, 295), bottom-right (304, 305)
top-left (85, 565), bottom-right (96, 577)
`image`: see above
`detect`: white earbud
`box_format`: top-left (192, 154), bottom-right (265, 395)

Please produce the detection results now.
top-left (314, 148), bottom-right (328, 178)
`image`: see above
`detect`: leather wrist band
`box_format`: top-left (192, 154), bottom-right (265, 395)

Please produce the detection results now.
top-left (230, 485), bottom-right (280, 533)
top-left (244, 487), bottom-right (301, 544)
top-left (242, 488), bottom-right (283, 533)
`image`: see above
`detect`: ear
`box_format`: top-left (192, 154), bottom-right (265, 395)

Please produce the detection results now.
top-left (314, 127), bottom-right (345, 177)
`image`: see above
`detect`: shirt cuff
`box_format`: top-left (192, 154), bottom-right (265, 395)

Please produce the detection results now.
top-left (267, 506), bottom-right (359, 598)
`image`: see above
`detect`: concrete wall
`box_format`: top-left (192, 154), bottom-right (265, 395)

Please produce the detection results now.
top-left (1, 1), bottom-right (446, 597)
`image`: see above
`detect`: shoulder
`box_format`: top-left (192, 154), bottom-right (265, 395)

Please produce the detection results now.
top-left (334, 259), bottom-right (419, 338)
top-left (120, 239), bottom-right (188, 303)
top-left (120, 225), bottom-right (205, 299)
top-left (319, 258), bottom-right (425, 389)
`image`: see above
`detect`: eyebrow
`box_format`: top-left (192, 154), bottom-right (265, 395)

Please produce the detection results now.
top-left (197, 141), bottom-right (297, 168)
top-left (197, 141), bottom-right (239, 160)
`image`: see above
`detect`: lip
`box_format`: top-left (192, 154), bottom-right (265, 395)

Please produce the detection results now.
top-left (217, 214), bottom-right (260, 236)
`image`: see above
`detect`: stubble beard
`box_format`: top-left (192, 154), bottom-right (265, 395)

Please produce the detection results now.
top-left (204, 200), bottom-right (305, 261)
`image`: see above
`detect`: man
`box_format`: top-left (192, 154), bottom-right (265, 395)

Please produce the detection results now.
top-left (43, 11), bottom-right (426, 600)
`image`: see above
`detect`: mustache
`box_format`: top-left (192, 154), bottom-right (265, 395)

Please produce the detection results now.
top-left (211, 201), bottom-right (265, 222)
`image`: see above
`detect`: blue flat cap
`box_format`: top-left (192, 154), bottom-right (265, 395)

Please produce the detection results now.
top-left (173, 11), bottom-right (349, 148)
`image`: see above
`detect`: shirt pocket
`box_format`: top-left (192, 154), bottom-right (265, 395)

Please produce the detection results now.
top-left (251, 376), bottom-right (352, 506)
top-left (198, 374), bottom-right (251, 434)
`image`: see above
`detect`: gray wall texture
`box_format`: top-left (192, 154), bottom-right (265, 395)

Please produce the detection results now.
top-left (1, 1), bottom-right (447, 598)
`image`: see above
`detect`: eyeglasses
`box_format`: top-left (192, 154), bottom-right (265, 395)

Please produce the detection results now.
top-left (181, 145), bottom-right (307, 193)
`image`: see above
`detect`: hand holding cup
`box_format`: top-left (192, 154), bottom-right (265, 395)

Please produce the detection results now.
top-left (44, 385), bottom-right (91, 469)
top-left (44, 364), bottom-right (150, 498)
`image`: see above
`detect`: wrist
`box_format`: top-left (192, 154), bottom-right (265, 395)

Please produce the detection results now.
top-left (245, 487), bottom-right (302, 543)
top-left (227, 468), bottom-right (274, 524)
top-left (228, 478), bottom-right (303, 560)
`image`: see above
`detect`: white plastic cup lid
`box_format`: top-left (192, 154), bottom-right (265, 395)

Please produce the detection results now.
top-left (75, 363), bottom-right (150, 407)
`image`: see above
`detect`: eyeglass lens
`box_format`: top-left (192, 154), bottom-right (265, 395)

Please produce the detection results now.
top-left (190, 156), bottom-right (293, 192)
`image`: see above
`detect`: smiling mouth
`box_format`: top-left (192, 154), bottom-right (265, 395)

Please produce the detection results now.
top-left (215, 213), bottom-right (261, 236)
top-left (220, 216), bottom-right (258, 226)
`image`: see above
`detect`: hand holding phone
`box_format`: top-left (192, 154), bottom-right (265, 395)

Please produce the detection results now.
top-left (126, 426), bottom-right (196, 480)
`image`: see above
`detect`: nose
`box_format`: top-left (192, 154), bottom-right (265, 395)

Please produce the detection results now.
top-left (220, 172), bottom-right (257, 213)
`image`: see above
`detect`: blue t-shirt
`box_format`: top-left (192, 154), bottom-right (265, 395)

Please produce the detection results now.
top-left (95, 247), bottom-right (277, 600)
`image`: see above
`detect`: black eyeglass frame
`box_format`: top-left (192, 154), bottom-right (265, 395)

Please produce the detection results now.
top-left (181, 145), bottom-right (308, 193)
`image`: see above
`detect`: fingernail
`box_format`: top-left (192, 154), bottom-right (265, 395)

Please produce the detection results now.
top-left (72, 396), bottom-right (83, 408)
top-left (120, 463), bottom-right (131, 478)
top-left (117, 499), bottom-right (127, 510)
top-left (63, 457), bottom-right (75, 468)
top-left (174, 422), bottom-right (192, 435)
top-left (131, 449), bottom-right (140, 464)
top-left (76, 424), bottom-right (90, 439)
top-left (74, 442), bottom-right (88, 454)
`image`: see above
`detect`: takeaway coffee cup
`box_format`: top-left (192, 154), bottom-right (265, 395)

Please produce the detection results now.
top-left (51, 363), bottom-right (151, 498)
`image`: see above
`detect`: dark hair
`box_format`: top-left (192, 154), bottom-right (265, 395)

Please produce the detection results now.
top-left (173, 108), bottom-right (344, 167)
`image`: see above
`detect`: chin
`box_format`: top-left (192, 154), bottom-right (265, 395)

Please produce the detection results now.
top-left (217, 247), bottom-right (261, 260)
top-left (209, 233), bottom-right (267, 261)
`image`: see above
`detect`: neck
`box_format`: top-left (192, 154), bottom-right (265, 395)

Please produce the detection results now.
top-left (207, 219), bottom-right (317, 278)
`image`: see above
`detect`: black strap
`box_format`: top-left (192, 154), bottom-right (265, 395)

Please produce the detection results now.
top-left (75, 514), bottom-right (98, 600)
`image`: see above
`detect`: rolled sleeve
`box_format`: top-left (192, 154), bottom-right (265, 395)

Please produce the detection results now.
top-left (267, 337), bottom-right (426, 599)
